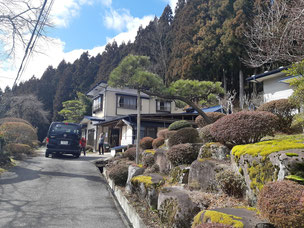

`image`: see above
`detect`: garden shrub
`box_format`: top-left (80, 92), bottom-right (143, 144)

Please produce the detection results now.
top-left (0, 117), bottom-right (31, 126)
top-left (168, 120), bottom-right (191, 131)
top-left (139, 137), bottom-right (154, 150)
top-left (157, 129), bottom-right (168, 139)
top-left (152, 137), bottom-right (165, 149)
top-left (168, 127), bottom-right (199, 147)
top-left (198, 124), bottom-right (215, 144)
top-left (210, 111), bottom-right (278, 145)
top-left (291, 113), bottom-right (304, 133)
top-left (123, 147), bottom-right (136, 161)
top-left (167, 143), bottom-right (199, 166)
top-left (258, 180), bottom-right (304, 227)
top-left (195, 112), bottom-right (225, 128)
top-left (142, 153), bottom-right (155, 167)
top-left (215, 170), bottom-right (246, 198)
top-left (108, 163), bottom-right (129, 186)
top-left (257, 99), bottom-right (297, 133)
top-left (4, 143), bottom-right (33, 159)
top-left (0, 121), bottom-right (38, 147)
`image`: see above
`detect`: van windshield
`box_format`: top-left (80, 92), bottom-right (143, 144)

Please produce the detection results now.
top-left (50, 123), bottom-right (80, 134)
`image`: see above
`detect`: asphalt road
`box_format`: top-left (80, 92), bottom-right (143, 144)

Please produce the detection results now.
top-left (0, 148), bottom-right (128, 228)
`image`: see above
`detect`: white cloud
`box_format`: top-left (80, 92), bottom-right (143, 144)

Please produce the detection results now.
top-left (0, 0), bottom-right (155, 91)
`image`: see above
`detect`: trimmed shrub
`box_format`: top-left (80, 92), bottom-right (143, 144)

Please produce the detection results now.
top-left (168, 127), bottom-right (199, 147)
top-left (123, 147), bottom-right (136, 161)
top-left (198, 124), bottom-right (215, 144)
top-left (108, 163), bottom-right (129, 186)
top-left (157, 129), bottom-right (168, 139)
top-left (168, 120), bottom-right (191, 131)
top-left (4, 143), bottom-right (33, 159)
top-left (152, 137), bottom-right (165, 149)
top-left (215, 170), bottom-right (246, 198)
top-left (139, 137), bottom-right (154, 150)
top-left (0, 121), bottom-right (38, 147)
top-left (167, 143), bottom-right (199, 166)
top-left (0, 117), bottom-right (31, 126)
top-left (210, 111), bottom-right (278, 145)
top-left (291, 113), bottom-right (304, 133)
top-left (258, 180), bottom-right (304, 227)
top-left (195, 112), bottom-right (226, 128)
top-left (257, 99), bottom-right (296, 132)
top-left (143, 153), bottom-right (155, 167)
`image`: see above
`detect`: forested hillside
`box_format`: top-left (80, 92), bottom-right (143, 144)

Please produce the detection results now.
top-left (3, 0), bottom-right (296, 125)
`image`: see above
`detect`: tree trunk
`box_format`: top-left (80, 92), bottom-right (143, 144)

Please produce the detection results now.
top-left (142, 90), bottom-right (212, 124)
top-left (223, 69), bottom-right (227, 93)
top-left (239, 69), bottom-right (244, 109)
top-left (136, 89), bottom-right (141, 164)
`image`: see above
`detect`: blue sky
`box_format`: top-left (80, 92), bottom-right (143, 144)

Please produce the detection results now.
top-left (0, 0), bottom-right (177, 90)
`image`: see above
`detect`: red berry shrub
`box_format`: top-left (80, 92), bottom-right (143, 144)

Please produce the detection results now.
top-left (257, 99), bottom-right (296, 133)
top-left (210, 111), bottom-right (278, 145)
top-left (167, 143), bottom-right (199, 166)
top-left (139, 137), bottom-right (154, 150)
top-left (195, 112), bottom-right (225, 128)
top-left (168, 127), bottom-right (199, 147)
top-left (152, 137), bottom-right (165, 149)
top-left (258, 180), bottom-right (304, 227)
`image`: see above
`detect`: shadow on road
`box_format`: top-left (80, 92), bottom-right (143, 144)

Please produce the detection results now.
top-left (0, 158), bottom-right (106, 186)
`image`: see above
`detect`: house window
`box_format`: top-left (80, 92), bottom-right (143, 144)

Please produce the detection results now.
top-left (93, 95), bottom-right (103, 113)
top-left (145, 127), bottom-right (157, 138)
top-left (156, 100), bottom-right (171, 112)
top-left (117, 95), bottom-right (137, 109)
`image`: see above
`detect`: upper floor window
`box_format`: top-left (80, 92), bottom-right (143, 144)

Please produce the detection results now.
top-left (117, 95), bottom-right (137, 109)
top-left (156, 100), bottom-right (171, 112)
top-left (93, 95), bottom-right (103, 113)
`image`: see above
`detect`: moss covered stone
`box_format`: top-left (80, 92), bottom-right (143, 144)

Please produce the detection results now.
top-left (232, 134), bottom-right (304, 159)
top-left (192, 210), bottom-right (244, 228)
top-left (285, 152), bottom-right (299, 157)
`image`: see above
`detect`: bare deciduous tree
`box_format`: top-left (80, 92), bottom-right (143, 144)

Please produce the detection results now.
top-left (218, 90), bottom-right (237, 114)
top-left (243, 0), bottom-right (304, 68)
top-left (0, 0), bottom-right (51, 58)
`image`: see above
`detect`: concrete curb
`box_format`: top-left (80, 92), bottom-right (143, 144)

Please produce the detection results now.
top-left (103, 168), bottom-right (146, 228)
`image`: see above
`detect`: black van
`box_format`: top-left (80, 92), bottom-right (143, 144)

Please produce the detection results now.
top-left (45, 122), bottom-right (82, 158)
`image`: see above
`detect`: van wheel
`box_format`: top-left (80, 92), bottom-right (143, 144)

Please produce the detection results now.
top-left (45, 152), bottom-right (49, 157)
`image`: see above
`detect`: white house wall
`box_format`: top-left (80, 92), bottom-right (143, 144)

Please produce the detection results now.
top-left (121, 125), bottom-right (133, 145)
top-left (263, 76), bottom-right (294, 103)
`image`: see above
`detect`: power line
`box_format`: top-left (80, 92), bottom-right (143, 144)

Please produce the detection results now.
top-left (19, 0), bottom-right (55, 79)
top-left (13, 0), bottom-right (49, 87)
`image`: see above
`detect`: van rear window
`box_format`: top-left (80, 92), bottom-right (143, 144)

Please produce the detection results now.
top-left (50, 124), bottom-right (80, 134)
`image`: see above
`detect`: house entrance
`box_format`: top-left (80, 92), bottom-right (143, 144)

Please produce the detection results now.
top-left (110, 128), bottom-right (120, 147)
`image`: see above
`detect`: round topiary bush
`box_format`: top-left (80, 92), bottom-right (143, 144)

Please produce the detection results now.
top-left (0, 121), bottom-right (38, 147)
top-left (152, 137), bottom-right (165, 149)
top-left (257, 99), bottom-right (297, 133)
top-left (215, 170), bottom-right (246, 198)
top-left (168, 120), bottom-right (191, 131)
top-left (198, 124), bottom-right (215, 144)
top-left (123, 147), bottom-right (136, 161)
top-left (0, 117), bottom-right (31, 126)
top-left (167, 143), bottom-right (199, 166)
top-left (4, 143), bottom-right (33, 159)
top-left (168, 127), bottom-right (199, 147)
top-left (157, 129), bottom-right (168, 139)
top-left (108, 163), bottom-right (129, 186)
top-left (258, 180), bottom-right (304, 227)
top-left (195, 112), bottom-right (226, 128)
top-left (139, 137), bottom-right (154, 150)
top-left (210, 111), bottom-right (278, 145)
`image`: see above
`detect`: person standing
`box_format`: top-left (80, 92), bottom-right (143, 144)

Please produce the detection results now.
top-left (80, 137), bottom-right (86, 156)
top-left (98, 133), bottom-right (105, 155)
